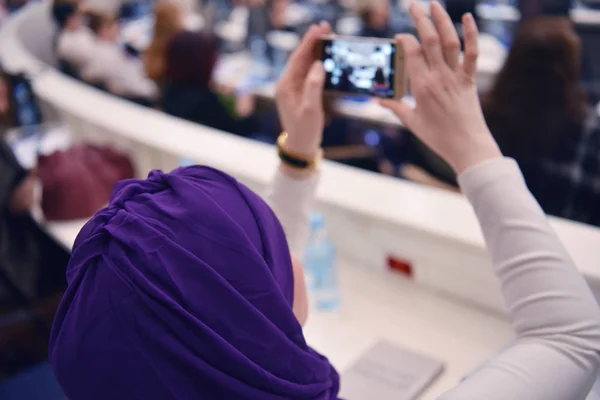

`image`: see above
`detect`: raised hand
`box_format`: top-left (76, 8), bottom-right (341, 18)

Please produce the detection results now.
top-left (275, 22), bottom-right (331, 160)
top-left (380, 1), bottom-right (501, 174)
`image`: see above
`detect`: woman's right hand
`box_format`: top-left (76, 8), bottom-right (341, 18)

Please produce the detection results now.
top-left (380, 1), bottom-right (501, 174)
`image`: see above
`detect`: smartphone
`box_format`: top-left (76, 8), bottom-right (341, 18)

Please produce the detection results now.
top-left (317, 35), bottom-right (405, 99)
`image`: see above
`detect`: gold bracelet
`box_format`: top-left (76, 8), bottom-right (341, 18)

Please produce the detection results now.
top-left (276, 132), bottom-right (323, 170)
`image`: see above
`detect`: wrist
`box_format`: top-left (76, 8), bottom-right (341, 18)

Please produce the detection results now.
top-left (450, 135), bottom-right (503, 175)
top-left (283, 132), bottom-right (321, 160)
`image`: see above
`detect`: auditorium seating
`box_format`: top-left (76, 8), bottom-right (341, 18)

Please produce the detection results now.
top-left (2, 0), bottom-right (600, 317)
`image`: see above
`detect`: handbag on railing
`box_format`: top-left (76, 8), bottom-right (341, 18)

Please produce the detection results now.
top-left (38, 144), bottom-right (135, 221)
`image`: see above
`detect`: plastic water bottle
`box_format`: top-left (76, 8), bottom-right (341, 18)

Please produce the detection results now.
top-left (304, 212), bottom-right (341, 311)
top-left (178, 156), bottom-right (195, 167)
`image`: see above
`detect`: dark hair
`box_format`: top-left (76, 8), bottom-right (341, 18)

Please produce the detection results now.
top-left (519, 0), bottom-right (571, 20)
top-left (51, 1), bottom-right (77, 29)
top-left (86, 11), bottom-right (114, 35)
top-left (165, 31), bottom-right (218, 87)
top-left (482, 17), bottom-right (586, 160)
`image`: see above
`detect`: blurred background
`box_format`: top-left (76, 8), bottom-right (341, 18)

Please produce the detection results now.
top-left (1, 0), bottom-right (600, 398)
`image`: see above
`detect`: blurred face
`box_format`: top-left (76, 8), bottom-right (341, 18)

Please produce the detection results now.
top-left (100, 21), bottom-right (120, 42)
top-left (368, 2), bottom-right (390, 30)
top-left (269, 0), bottom-right (289, 29)
top-left (66, 11), bottom-right (83, 30)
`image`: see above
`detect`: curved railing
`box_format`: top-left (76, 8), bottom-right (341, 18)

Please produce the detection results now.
top-left (1, 2), bottom-right (599, 316)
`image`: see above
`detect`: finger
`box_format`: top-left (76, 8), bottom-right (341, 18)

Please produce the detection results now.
top-left (409, 1), bottom-right (444, 67)
top-left (430, 1), bottom-right (460, 69)
top-left (284, 22), bottom-right (331, 82)
top-left (461, 12), bottom-right (479, 77)
top-left (397, 34), bottom-right (427, 81)
top-left (379, 98), bottom-right (415, 128)
top-left (301, 60), bottom-right (325, 110)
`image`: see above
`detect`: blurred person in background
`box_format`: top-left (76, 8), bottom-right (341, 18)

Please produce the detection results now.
top-left (52, 0), bottom-right (96, 74)
top-left (482, 16), bottom-right (600, 226)
top-left (144, 0), bottom-right (184, 86)
top-left (266, 0), bottom-right (290, 31)
top-left (161, 31), bottom-right (257, 136)
top-left (0, 73), bottom-right (69, 306)
top-left (358, 0), bottom-right (392, 38)
top-left (82, 11), bottom-right (158, 102)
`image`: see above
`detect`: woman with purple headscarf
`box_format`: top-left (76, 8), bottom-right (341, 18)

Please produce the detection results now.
top-left (50, 22), bottom-right (340, 400)
top-left (50, 4), bottom-right (600, 400)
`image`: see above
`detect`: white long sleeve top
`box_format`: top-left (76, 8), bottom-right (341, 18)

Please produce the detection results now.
top-left (267, 157), bottom-right (600, 400)
top-left (81, 40), bottom-right (158, 100)
top-left (56, 28), bottom-right (97, 70)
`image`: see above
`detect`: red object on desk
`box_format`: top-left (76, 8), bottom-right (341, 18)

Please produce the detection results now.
top-left (387, 255), bottom-right (414, 278)
top-left (38, 144), bottom-right (135, 221)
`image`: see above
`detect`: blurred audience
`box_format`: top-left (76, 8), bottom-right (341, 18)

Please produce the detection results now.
top-left (161, 31), bottom-right (257, 136)
top-left (82, 11), bottom-right (157, 101)
top-left (52, 0), bottom-right (95, 73)
top-left (483, 17), bottom-right (600, 226)
top-left (358, 0), bottom-right (392, 38)
top-left (0, 72), bottom-right (69, 304)
top-left (144, 0), bottom-right (184, 86)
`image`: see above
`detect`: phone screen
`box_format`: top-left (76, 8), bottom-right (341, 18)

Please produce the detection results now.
top-left (321, 37), bottom-right (396, 98)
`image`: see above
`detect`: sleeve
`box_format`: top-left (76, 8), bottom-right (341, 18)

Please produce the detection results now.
top-left (440, 158), bottom-right (600, 400)
top-left (81, 58), bottom-right (102, 82)
top-left (56, 35), bottom-right (70, 61)
top-left (266, 169), bottom-right (319, 256)
top-left (116, 54), bottom-right (158, 99)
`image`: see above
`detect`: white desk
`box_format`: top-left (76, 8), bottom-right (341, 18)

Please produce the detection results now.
top-left (306, 261), bottom-right (514, 399)
top-left (572, 7), bottom-right (600, 25)
top-left (45, 219), bottom-right (88, 250)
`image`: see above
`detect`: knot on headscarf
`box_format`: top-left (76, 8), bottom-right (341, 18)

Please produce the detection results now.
top-left (49, 166), bottom-right (339, 400)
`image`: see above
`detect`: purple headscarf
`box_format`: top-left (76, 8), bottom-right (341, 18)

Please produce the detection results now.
top-left (49, 166), bottom-right (340, 399)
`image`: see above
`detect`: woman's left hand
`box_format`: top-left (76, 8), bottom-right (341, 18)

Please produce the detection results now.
top-left (275, 22), bottom-right (330, 159)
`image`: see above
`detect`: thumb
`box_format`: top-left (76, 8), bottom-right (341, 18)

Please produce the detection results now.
top-left (379, 99), bottom-right (415, 129)
top-left (301, 60), bottom-right (325, 110)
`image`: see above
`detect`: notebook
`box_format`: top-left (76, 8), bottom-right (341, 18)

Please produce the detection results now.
top-left (340, 340), bottom-right (445, 400)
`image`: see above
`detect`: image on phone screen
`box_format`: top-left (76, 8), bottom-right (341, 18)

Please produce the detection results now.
top-left (321, 38), bottom-right (396, 98)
